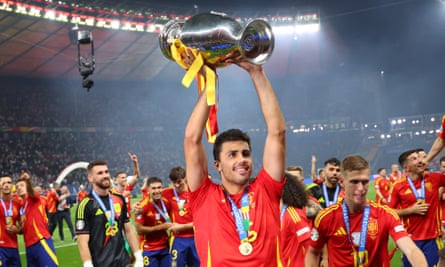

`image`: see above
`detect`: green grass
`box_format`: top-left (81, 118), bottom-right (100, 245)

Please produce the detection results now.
top-left (16, 187), bottom-right (404, 266)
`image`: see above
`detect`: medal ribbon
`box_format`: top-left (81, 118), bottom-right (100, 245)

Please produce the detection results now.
top-left (173, 188), bottom-right (185, 213)
top-left (342, 201), bottom-right (370, 267)
top-left (0, 198), bottom-right (13, 217)
top-left (153, 199), bottom-right (171, 223)
top-left (407, 176), bottom-right (425, 202)
top-left (170, 39), bottom-right (218, 143)
top-left (92, 190), bottom-right (115, 226)
top-left (225, 188), bottom-right (250, 243)
top-left (322, 183), bottom-right (340, 207)
top-left (20, 200), bottom-right (28, 216)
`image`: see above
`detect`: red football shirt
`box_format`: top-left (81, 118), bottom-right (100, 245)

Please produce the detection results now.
top-left (134, 197), bottom-right (171, 251)
top-left (190, 168), bottom-right (284, 267)
top-left (310, 201), bottom-right (408, 267)
top-left (45, 190), bottom-right (58, 213)
top-left (21, 193), bottom-right (51, 247)
top-left (0, 198), bottom-right (22, 248)
top-left (388, 172), bottom-right (445, 240)
top-left (162, 187), bottom-right (194, 238)
top-left (280, 206), bottom-right (312, 266)
top-left (374, 176), bottom-right (391, 204)
top-left (77, 190), bottom-right (88, 203)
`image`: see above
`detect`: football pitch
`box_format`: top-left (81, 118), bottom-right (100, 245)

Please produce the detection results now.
top-left (17, 184), bottom-right (403, 266)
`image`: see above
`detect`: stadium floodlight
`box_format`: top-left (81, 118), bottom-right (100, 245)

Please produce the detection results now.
top-left (294, 11), bottom-right (320, 34)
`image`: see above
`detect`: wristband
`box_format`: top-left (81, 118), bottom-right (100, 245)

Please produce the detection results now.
top-left (134, 250), bottom-right (143, 262)
top-left (83, 260), bottom-right (94, 267)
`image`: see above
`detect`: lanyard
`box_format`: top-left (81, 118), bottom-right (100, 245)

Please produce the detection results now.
top-left (20, 200), bottom-right (28, 216)
top-left (322, 183), bottom-right (340, 207)
top-left (173, 188), bottom-right (186, 212)
top-left (92, 190), bottom-right (115, 226)
top-left (0, 198), bottom-right (12, 217)
top-left (225, 188), bottom-right (250, 242)
top-left (280, 204), bottom-right (288, 222)
top-left (407, 176), bottom-right (425, 202)
top-left (153, 199), bottom-right (171, 223)
top-left (342, 201), bottom-right (370, 266)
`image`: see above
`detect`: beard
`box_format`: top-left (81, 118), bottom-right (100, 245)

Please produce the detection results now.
top-left (95, 179), bottom-right (111, 190)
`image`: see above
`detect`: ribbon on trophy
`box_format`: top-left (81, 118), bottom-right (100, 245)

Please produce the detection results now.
top-left (170, 39), bottom-right (218, 143)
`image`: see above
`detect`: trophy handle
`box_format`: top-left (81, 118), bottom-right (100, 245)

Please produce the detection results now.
top-left (239, 19), bottom-right (275, 65)
top-left (159, 20), bottom-right (185, 61)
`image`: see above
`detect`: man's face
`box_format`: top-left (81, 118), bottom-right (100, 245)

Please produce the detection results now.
top-left (343, 169), bottom-right (370, 209)
top-left (89, 165), bottom-right (111, 190)
top-left (324, 163), bottom-right (341, 187)
top-left (287, 170), bottom-right (304, 183)
top-left (403, 152), bottom-right (425, 175)
top-left (391, 164), bottom-right (399, 173)
top-left (215, 140), bottom-right (253, 187)
top-left (1, 177), bottom-right (13, 195)
top-left (115, 173), bottom-right (127, 188)
top-left (149, 182), bottom-right (163, 200)
top-left (172, 178), bottom-right (186, 193)
top-left (16, 181), bottom-right (26, 198)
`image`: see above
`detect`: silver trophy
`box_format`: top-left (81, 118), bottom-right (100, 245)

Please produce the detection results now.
top-left (159, 11), bottom-right (274, 67)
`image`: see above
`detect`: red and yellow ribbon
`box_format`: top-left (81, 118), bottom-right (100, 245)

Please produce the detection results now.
top-left (171, 39), bottom-right (218, 143)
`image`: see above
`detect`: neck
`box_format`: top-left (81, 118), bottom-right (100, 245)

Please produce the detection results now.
top-left (222, 181), bottom-right (248, 195)
top-left (325, 180), bottom-right (336, 188)
top-left (408, 172), bottom-right (420, 180)
top-left (93, 187), bottom-right (109, 197)
top-left (1, 194), bottom-right (11, 201)
top-left (345, 199), bottom-right (366, 214)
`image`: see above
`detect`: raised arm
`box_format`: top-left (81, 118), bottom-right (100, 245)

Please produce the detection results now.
top-left (128, 153), bottom-right (140, 187)
top-left (311, 155), bottom-right (317, 181)
top-left (424, 137), bottom-right (445, 165)
top-left (237, 61), bottom-right (286, 181)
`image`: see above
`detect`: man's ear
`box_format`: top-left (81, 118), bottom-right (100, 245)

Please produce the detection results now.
top-left (214, 160), bottom-right (221, 172)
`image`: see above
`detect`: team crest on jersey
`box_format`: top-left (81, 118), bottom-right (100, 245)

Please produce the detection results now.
top-left (311, 228), bottom-right (319, 241)
top-left (76, 220), bottom-right (85, 230)
top-left (368, 218), bottom-right (378, 238)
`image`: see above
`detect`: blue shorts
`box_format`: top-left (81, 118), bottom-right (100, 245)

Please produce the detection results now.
top-left (170, 236), bottom-right (200, 267)
top-left (26, 237), bottom-right (59, 267)
top-left (0, 247), bottom-right (22, 267)
top-left (143, 247), bottom-right (169, 267)
top-left (402, 238), bottom-right (439, 267)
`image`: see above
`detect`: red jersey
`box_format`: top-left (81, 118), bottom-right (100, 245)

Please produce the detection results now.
top-left (438, 114), bottom-right (445, 139)
top-left (310, 201), bottom-right (408, 267)
top-left (0, 198), bottom-right (22, 248)
top-left (190, 168), bottom-right (284, 267)
top-left (45, 189), bottom-right (58, 213)
top-left (374, 176), bottom-right (391, 204)
top-left (77, 190), bottom-right (88, 203)
top-left (388, 172), bottom-right (401, 184)
top-left (141, 187), bottom-right (149, 200)
top-left (134, 197), bottom-right (171, 251)
top-left (162, 187), bottom-right (194, 238)
top-left (112, 184), bottom-right (133, 218)
top-left (21, 193), bottom-right (51, 247)
top-left (280, 206), bottom-right (312, 266)
top-left (388, 172), bottom-right (445, 240)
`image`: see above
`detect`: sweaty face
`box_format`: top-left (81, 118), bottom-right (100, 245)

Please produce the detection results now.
top-left (343, 169), bottom-right (370, 212)
top-left (89, 165), bottom-right (112, 190)
top-left (215, 140), bottom-right (252, 187)
top-left (324, 163), bottom-right (341, 187)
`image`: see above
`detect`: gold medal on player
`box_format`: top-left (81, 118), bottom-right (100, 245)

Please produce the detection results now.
top-left (238, 242), bottom-right (253, 256)
top-left (5, 216), bottom-right (11, 225)
top-left (417, 199), bottom-right (425, 204)
top-left (179, 210), bottom-right (185, 216)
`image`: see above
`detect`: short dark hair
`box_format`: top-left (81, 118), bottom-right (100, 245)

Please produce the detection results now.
top-left (439, 156), bottom-right (445, 164)
top-left (213, 129), bottom-right (251, 161)
top-left (341, 154), bottom-right (369, 174)
top-left (286, 166), bottom-right (303, 172)
top-left (146, 176), bottom-right (163, 186)
top-left (114, 171), bottom-right (126, 178)
top-left (377, 168), bottom-right (385, 174)
top-left (324, 157), bottom-right (341, 167)
top-left (169, 166), bottom-right (186, 182)
top-left (398, 149), bottom-right (418, 166)
top-left (87, 160), bottom-right (107, 174)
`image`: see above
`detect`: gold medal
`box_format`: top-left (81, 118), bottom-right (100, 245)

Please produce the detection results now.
top-left (179, 210), bottom-right (185, 216)
top-left (239, 242), bottom-right (253, 256)
top-left (5, 217), bottom-right (11, 225)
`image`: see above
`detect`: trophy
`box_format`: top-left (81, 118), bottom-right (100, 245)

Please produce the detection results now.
top-left (159, 11), bottom-right (275, 67)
